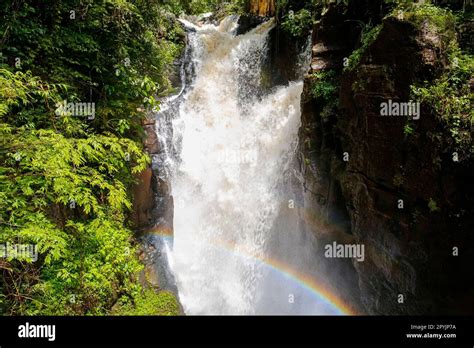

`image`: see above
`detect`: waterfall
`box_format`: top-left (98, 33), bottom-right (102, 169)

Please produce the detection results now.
top-left (155, 16), bottom-right (346, 315)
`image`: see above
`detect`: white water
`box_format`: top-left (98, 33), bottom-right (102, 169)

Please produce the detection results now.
top-left (158, 16), bottom-right (342, 315)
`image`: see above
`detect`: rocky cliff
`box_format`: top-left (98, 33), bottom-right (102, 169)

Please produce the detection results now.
top-left (298, 1), bottom-right (473, 314)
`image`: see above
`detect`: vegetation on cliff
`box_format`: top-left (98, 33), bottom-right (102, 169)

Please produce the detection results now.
top-left (310, 0), bottom-right (472, 160)
top-left (407, 4), bottom-right (473, 157)
top-left (300, 0), bottom-right (473, 314)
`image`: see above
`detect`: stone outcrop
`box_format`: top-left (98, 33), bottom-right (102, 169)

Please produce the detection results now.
top-left (298, 3), bottom-right (473, 314)
top-left (131, 166), bottom-right (154, 229)
top-left (131, 119), bottom-right (162, 230)
top-left (131, 115), bottom-right (178, 302)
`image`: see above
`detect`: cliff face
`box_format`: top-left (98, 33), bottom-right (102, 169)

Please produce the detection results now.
top-left (298, 3), bottom-right (473, 314)
top-left (131, 117), bottom-right (177, 294)
top-left (131, 119), bottom-right (161, 230)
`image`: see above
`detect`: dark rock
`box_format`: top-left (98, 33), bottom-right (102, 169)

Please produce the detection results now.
top-left (236, 15), bottom-right (266, 36)
top-left (131, 167), bottom-right (154, 230)
top-left (144, 122), bottom-right (160, 154)
top-left (298, 4), bottom-right (474, 315)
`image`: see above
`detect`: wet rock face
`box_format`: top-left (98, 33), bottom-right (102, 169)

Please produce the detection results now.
top-left (144, 119), bottom-right (160, 154)
top-left (299, 5), bottom-right (474, 314)
top-left (131, 165), bottom-right (154, 230)
top-left (132, 117), bottom-right (178, 296)
top-left (296, 3), bottom-right (369, 315)
top-left (237, 14), bottom-right (309, 87)
top-left (339, 17), bottom-right (474, 315)
top-left (131, 119), bottom-right (167, 231)
top-left (236, 15), bottom-right (266, 35)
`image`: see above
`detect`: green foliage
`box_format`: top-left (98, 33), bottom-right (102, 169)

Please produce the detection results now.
top-left (309, 70), bottom-right (338, 101)
top-left (0, 0), bottom-right (184, 138)
top-left (276, 0), bottom-right (289, 15)
top-left (395, 2), bottom-right (458, 52)
top-left (396, 1), bottom-right (455, 27)
top-left (309, 0), bottom-right (350, 9)
top-left (404, 123), bottom-right (415, 136)
top-left (18, 219), bottom-right (145, 315)
top-left (344, 2), bottom-right (456, 73)
top-left (281, 9), bottom-right (313, 37)
top-left (345, 24), bottom-right (382, 71)
top-left (187, 0), bottom-right (222, 14)
top-left (398, 2), bottom-right (474, 162)
top-left (410, 51), bottom-right (473, 153)
top-left (162, 0), bottom-right (235, 15)
top-left (428, 198), bottom-right (440, 212)
top-left (0, 0), bottom-right (183, 315)
top-left (113, 289), bottom-right (180, 315)
top-left (0, 70), bottom-right (151, 315)
top-left (221, 0), bottom-right (249, 16)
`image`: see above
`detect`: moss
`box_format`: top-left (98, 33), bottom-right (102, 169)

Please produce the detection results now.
top-left (428, 198), bottom-right (441, 212)
top-left (344, 25), bottom-right (382, 71)
top-left (113, 289), bottom-right (180, 316)
top-left (281, 8), bottom-right (313, 37)
top-left (309, 70), bottom-right (338, 101)
top-left (345, 2), bottom-right (460, 73)
top-left (395, 2), bottom-right (458, 53)
top-left (393, 173), bottom-right (406, 187)
top-left (398, 2), bottom-right (456, 31)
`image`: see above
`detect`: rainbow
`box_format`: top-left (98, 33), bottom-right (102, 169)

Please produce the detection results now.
top-left (148, 227), bottom-right (358, 315)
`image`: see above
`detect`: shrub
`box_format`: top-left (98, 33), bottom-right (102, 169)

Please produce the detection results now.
top-left (309, 70), bottom-right (338, 102)
top-left (281, 8), bottom-right (313, 37)
top-left (114, 289), bottom-right (180, 316)
top-left (344, 24), bottom-right (382, 71)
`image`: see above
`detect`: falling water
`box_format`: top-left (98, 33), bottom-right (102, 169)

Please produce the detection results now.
top-left (156, 16), bottom-right (345, 315)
